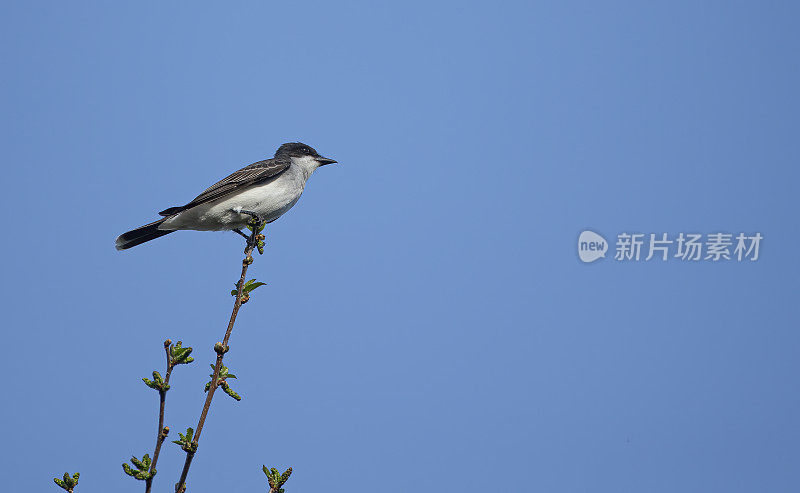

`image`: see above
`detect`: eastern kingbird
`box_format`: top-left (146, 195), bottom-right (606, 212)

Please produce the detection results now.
top-left (115, 142), bottom-right (337, 250)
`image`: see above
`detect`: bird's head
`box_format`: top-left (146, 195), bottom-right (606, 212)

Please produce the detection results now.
top-left (275, 142), bottom-right (337, 171)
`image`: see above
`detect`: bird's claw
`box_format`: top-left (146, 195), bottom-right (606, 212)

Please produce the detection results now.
top-left (245, 219), bottom-right (266, 254)
top-left (231, 209), bottom-right (266, 253)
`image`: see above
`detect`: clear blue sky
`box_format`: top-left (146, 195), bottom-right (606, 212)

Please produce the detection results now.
top-left (1, 2), bottom-right (798, 492)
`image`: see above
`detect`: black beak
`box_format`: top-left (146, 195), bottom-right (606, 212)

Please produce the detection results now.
top-left (316, 156), bottom-right (337, 166)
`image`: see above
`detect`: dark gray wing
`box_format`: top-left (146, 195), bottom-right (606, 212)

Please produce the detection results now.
top-left (158, 159), bottom-right (290, 216)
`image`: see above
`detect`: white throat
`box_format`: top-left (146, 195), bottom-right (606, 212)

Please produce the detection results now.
top-left (291, 155), bottom-right (321, 180)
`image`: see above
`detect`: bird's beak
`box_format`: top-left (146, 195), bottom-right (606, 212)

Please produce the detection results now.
top-left (316, 156), bottom-right (337, 166)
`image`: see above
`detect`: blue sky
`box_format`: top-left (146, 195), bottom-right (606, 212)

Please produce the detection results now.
top-left (1, 2), bottom-right (798, 492)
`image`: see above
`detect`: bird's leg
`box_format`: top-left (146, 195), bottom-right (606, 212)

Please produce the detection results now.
top-left (230, 209), bottom-right (266, 253)
top-left (235, 209), bottom-right (260, 223)
top-left (248, 221), bottom-right (266, 255)
top-left (233, 229), bottom-right (250, 240)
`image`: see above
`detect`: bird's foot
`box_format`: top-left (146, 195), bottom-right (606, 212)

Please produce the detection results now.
top-left (249, 227), bottom-right (266, 255)
top-left (238, 226), bottom-right (264, 254)
top-left (231, 209), bottom-right (266, 254)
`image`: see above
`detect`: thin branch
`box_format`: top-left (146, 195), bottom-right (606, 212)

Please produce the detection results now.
top-left (145, 341), bottom-right (174, 493)
top-left (174, 225), bottom-right (262, 493)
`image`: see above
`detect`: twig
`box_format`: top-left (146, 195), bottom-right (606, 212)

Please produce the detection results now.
top-left (144, 341), bottom-right (174, 493)
top-left (264, 466), bottom-right (293, 493)
top-left (174, 224), bottom-right (262, 493)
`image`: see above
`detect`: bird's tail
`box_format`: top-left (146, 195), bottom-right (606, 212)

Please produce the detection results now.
top-left (116, 219), bottom-right (175, 251)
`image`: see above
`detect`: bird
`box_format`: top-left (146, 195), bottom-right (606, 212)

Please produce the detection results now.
top-left (116, 142), bottom-right (337, 250)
